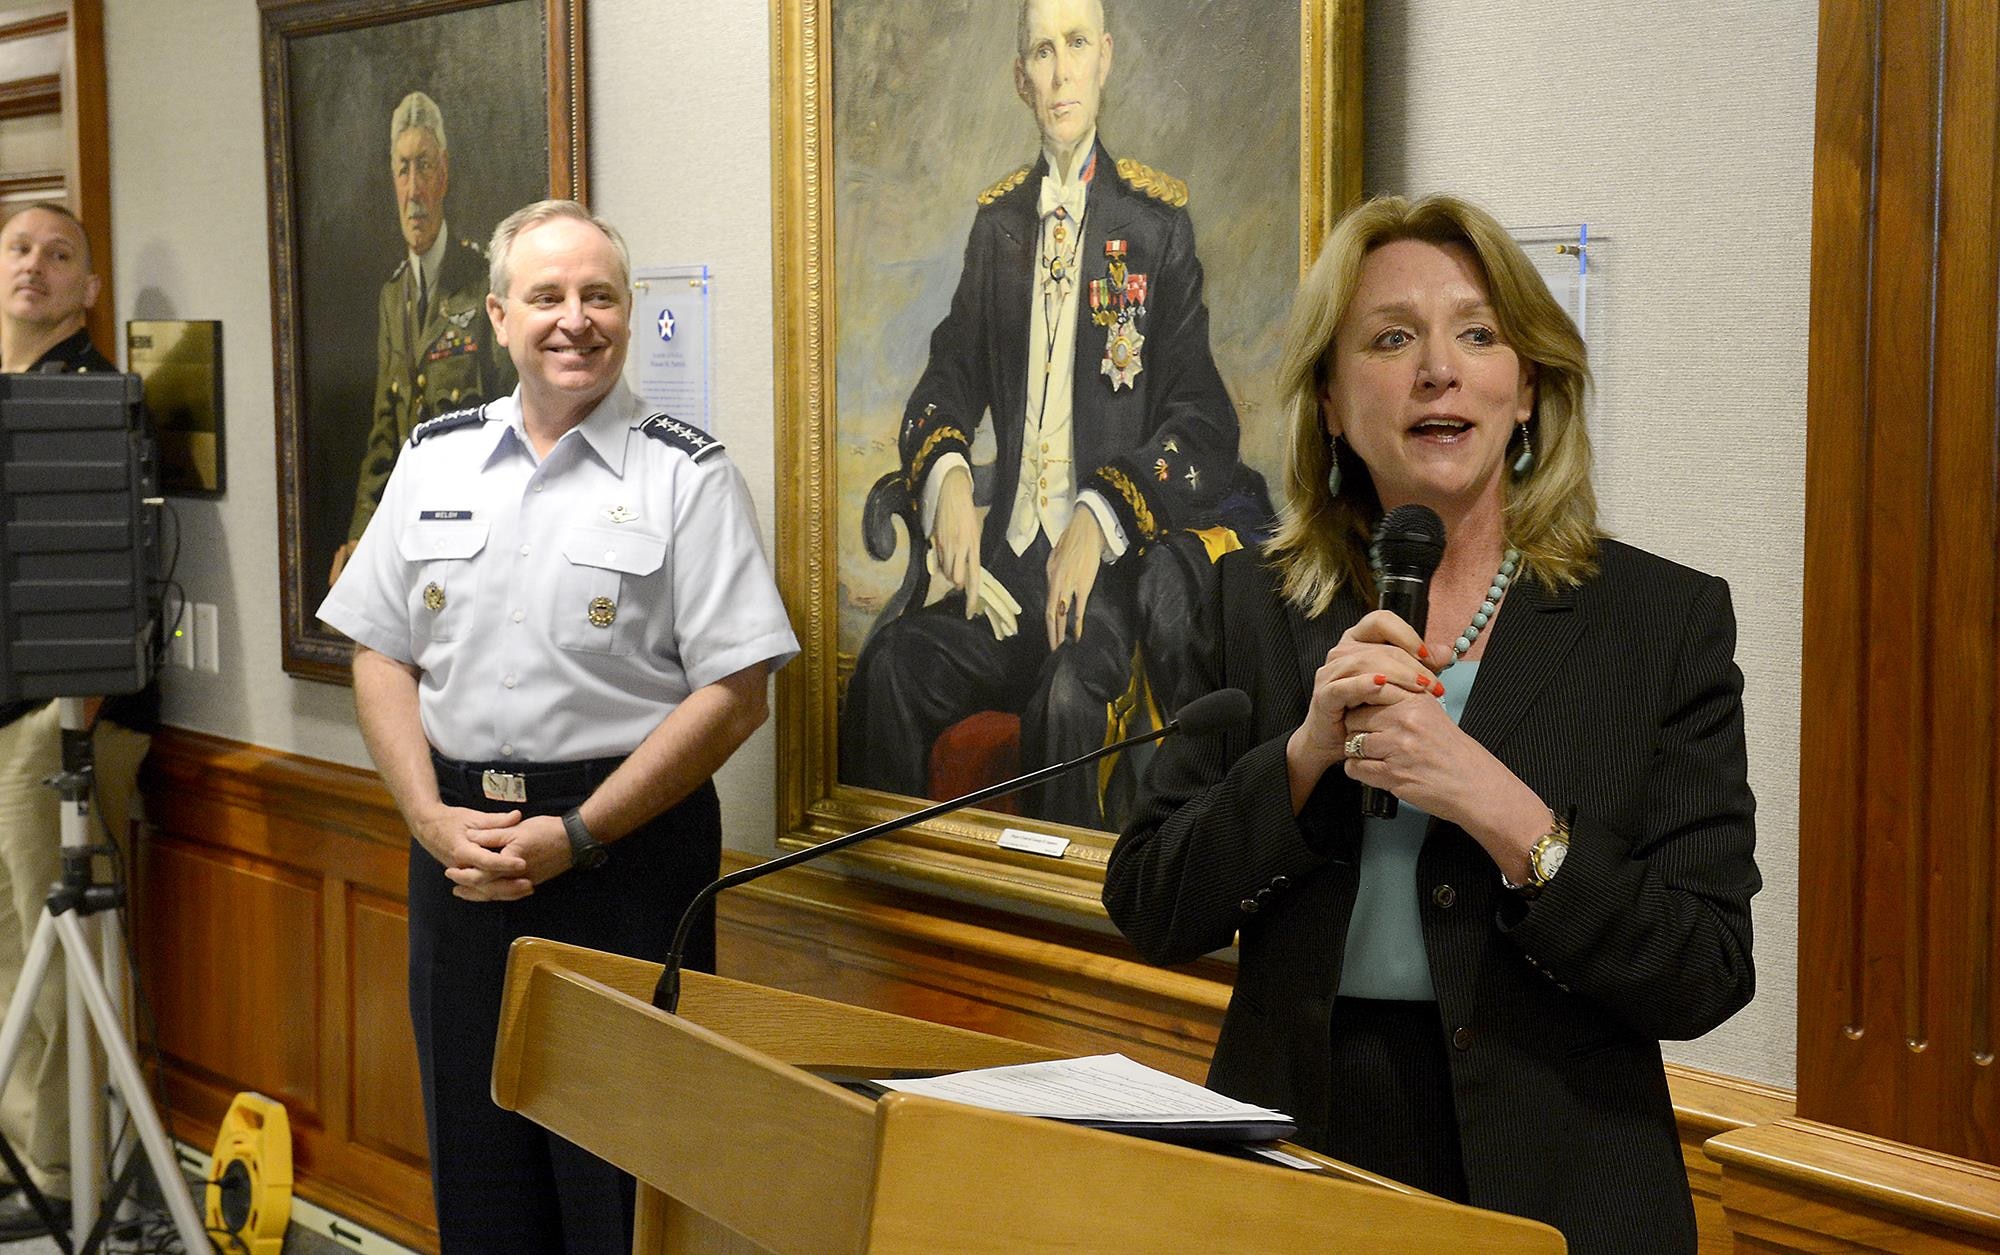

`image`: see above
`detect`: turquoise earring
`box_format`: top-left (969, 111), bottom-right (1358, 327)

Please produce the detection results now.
top-left (1511, 424), bottom-right (1535, 477)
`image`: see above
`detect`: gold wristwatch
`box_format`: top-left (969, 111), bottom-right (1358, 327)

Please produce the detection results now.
top-left (1502, 811), bottom-right (1571, 897)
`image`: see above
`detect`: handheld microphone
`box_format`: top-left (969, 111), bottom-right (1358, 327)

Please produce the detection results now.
top-left (1362, 504), bottom-right (1446, 819)
top-left (651, 686), bottom-right (1252, 1013)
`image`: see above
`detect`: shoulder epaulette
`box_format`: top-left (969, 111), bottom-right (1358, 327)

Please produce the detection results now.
top-left (639, 412), bottom-right (724, 462)
top-left (409, 405), bottom-right (487, 446)
top-left (978, 166), bottom-right (1032, 205)
top-left (1115, 157), bottom-right (1189, 208)
top-left (458, 236), bottom-right (489, 258)
top-left (389, 257), bottom-right (411, 280)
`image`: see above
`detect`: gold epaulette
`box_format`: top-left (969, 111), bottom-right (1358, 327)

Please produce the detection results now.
top-left (977, 166), bottom-right (1032, 205)
top-left (1115, 157), bottom-right (1188, 208)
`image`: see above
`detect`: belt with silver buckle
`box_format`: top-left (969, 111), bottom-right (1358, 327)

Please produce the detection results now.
top-left (431, 751), bottom-right (625, 805)
top-left (481, 770), bottom-right (528, 803)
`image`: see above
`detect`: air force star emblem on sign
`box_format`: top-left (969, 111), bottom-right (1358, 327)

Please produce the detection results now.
top-left (657, 308), bottom-right (676, 342)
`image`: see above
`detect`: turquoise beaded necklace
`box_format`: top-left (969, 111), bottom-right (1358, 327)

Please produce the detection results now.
top-left (1370, 544), bottom-right (1521, 673)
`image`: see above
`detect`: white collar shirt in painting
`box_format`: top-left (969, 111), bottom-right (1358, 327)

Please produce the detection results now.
top-left (318, 382), bottom-right (799, 763)
top-left (916, 129), bottom-right (1130, 565)
top-left (407, 219), bottom-right (448, 312)
top-left (1002, 131), bottom-right (1097, 556)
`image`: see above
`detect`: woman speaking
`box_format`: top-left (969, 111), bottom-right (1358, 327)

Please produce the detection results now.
top-left (1102, 194), bottom-right (1760, 1253)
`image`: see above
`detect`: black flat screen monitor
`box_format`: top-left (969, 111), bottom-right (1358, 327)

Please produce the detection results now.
top-left (0, 371), bottom-right (156, 702)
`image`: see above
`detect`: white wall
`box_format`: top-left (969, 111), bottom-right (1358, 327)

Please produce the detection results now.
top-left (103, 0), bottom-right (1811, 1088)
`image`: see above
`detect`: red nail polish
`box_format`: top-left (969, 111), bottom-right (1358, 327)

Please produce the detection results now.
top-left (1416, 643), bottom-right (1430, 659)
top-left (1432, 681), bottom-right (1446, 697)
top-left (1373, 674), bottom-right (1386, 686)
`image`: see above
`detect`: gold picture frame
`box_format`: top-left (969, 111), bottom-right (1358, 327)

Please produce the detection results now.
top-left (774, 0), bottom-right (1364, 913)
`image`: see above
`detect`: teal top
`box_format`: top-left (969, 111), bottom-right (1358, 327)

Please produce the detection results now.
top-left (1335, 660), bottom-right (1480, 1001)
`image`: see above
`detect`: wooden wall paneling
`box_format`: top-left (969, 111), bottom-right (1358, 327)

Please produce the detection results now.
top-left (1927, 0), bottom-right (2000, 1163)
top-left (62, 0), bottom-right (109, 354)
top-left (347, 887), bottom-right (426, 1166)
top-left (1859, 0), bottom-right (1938, 1145)
top-left (1706, 1118), bottom-right (2000, 1252)
top-left (137, 731), bottom-right (438, 1253)
top-left (1800, 0), bottom-right (2000, 1165)
top-left (0, 73), bottom-right (57, 118)
top-left (0, 7), bottom-right (68, 215)
top-left (1667, 1068), bottom-right (1797, 1254)
top-left (138, 840), bottom-right (321, 1111)
top-left (716, 854), bottom-right (1232, 1082)
top-left (1799, 0), bottom-right (1880, 1142)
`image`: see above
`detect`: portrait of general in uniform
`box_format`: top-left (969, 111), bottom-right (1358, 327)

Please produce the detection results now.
top-left (267, 0), bottom-right (582, 677)
top-left (324, 88), bottom-right (517, 587)
top-left (831, 0), bottom-right (1306, 834)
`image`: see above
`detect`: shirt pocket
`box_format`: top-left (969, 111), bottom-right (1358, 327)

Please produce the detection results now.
top-left (555, 526), bottom-right (667, 656)
top-left (397, 521), bottom-right (490, 642)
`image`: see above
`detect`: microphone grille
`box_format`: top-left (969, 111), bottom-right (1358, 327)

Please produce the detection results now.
top-left (1172, 687), bottom-right (1251, 734)
top-left (1373, 504), bottom-right (1446, 574)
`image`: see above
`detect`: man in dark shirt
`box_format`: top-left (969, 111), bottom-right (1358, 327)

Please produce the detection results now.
top-left (0, 201), bottom-right (155, 1240)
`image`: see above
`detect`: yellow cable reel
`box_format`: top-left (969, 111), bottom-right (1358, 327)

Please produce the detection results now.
top-left (204, 1092), bottom-right (291, 1255)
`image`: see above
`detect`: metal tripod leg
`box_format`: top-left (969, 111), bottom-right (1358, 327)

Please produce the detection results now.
top-left (0, 698), bottom-right (205, 1253)
top-left (0, 905), bottom-right (206, 1251)
top-left (49, 909), bottom-right (205, 1249)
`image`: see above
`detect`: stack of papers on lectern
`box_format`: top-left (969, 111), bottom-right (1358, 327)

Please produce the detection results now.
top-left (875, 1053), bottom-right (1296, 1143)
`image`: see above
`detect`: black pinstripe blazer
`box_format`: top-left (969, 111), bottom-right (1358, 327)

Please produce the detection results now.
top-left (1103, 539), bottom-right (1760, 1253)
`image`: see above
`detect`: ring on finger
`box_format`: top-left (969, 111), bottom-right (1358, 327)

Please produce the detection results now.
top-left (1344, 731), bottom-right (1369, 760)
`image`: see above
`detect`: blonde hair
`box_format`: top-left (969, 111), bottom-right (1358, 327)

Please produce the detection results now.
top-left (1265, 193), bottom-right (1600, 616)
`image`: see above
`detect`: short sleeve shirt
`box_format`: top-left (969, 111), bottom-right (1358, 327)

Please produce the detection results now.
top-left (318, 382), bottom-right (799, 763)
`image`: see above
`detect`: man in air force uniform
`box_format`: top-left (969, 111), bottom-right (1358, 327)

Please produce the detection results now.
top-left (319, 200), bottom-right (796, 1254)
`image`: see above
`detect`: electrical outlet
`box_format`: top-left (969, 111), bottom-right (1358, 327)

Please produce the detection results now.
top-left (169, 606), bottom-right (194, 670)
top-left (194, 603), bottom-right (219, 673)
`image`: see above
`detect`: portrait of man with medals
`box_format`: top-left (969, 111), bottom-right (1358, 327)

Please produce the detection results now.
top-left (839, 0), bottom-right (1274, 832)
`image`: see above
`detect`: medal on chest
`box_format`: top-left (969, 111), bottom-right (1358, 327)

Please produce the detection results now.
top-left (1090, 240), bottom-right (1147, 391)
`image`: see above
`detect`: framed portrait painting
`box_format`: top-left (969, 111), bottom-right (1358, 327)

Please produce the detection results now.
top-left (775, 0), bottom-right (1364, 912)
top-left (263, 0), bottom-right (585, 682)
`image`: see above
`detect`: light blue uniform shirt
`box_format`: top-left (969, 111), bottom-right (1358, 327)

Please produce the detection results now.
top-left (318, 383), bottom-right (799, 763)
top-left (1336, 660), bottom-right (1480, 1001)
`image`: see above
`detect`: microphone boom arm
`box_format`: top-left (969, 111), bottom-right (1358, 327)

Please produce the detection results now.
top-left (651, 715), bottom-right (1194, 1013)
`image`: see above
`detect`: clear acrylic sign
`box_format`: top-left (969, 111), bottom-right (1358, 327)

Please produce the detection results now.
top-left (628, 264), bottom-right (714, 434)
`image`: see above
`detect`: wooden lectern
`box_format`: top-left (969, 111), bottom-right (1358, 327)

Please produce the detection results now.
top-left (493, 938), bottom-right (1566, 1253)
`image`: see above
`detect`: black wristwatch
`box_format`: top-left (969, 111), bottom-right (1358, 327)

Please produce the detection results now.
top-left (561, 808), bottom-right (608, 871)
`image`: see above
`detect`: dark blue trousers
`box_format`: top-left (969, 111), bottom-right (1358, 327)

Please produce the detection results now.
top-left (408, 772), bottom-right (719, 1254)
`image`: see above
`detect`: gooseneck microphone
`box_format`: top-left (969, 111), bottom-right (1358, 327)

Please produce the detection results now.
top-left (651, 687), bottom-right (1252, 1013)
top-left (1362, 504), bottom-right (1446, 819)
